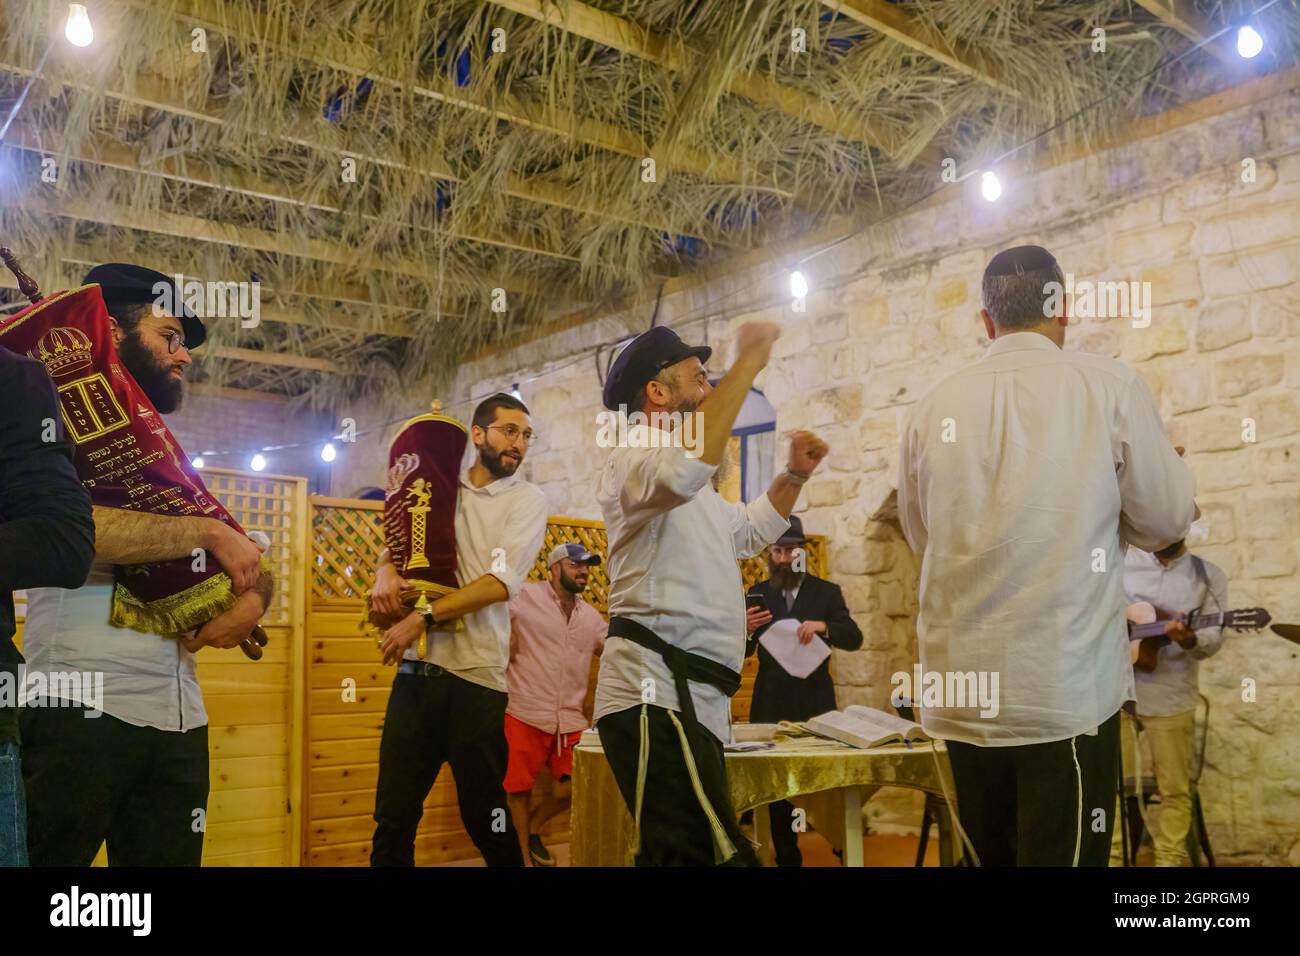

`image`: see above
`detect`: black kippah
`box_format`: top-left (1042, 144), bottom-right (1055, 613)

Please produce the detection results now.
top-left (984, 245), bottom-right (1058, 277)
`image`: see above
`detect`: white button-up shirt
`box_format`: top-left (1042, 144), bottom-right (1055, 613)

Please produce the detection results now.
top-left (898, 331), bottom-right (1197, 746)
top-left (1123, 548), bottom-right (1227, 718)
top-left (594, 424), bottom-right (790, 744)
top-left (408, 467), bottom-right (549, 693)
top-left (23, 565), bottom-right (206, 732)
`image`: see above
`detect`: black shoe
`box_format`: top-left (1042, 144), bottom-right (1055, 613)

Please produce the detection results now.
top-left (528, 834), bottom-right (555, 867)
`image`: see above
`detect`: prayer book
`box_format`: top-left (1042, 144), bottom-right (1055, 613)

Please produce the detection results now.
top-left (802, 705), bottom-right (929, 749)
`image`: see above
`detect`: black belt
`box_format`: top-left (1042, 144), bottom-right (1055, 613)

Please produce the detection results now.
top-left (398, 660), bottom-right (449, 678)
top-left (607, 616), bottom-right (741, 731)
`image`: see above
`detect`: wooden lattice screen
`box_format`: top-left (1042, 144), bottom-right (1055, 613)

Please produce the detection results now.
top-left (201, 468), bottom-right (299, 626)
top-left (310, 498), bottom-right (824, 611)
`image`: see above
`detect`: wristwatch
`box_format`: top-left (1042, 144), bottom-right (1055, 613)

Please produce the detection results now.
top-left (420, 605), bottom-right (436, 628)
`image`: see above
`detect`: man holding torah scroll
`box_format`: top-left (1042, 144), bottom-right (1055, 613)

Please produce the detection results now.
top-left (370, 393), bottom-right (548, 867)
top-left (4, 262), bottom-right (274, 866)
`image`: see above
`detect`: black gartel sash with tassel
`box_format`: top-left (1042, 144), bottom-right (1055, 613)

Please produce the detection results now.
top-left (606, 616), bottom-right (741, 732)
top-left (606, 615), bottom-right (749, 864)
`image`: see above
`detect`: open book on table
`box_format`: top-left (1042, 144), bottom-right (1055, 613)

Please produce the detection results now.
top-left (802, 705), bottom-right (929, 749)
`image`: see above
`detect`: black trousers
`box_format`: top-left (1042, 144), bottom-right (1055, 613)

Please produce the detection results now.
top-left (21, 704), bottom-right (209, 866)
top-left (371, 671), bottom-right (522, 867)
top-left (598, 703), bottom-right (757, 867)
top-left (944, 709), bottom-right (1121, 866)
top-left (769, 799), bottom-right (803, 867)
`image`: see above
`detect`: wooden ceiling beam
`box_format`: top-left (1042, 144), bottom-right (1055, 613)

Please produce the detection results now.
top-left (0, 54), bottom-right (719, 244)
top-left (488, 0), bottom-right (915, 160)
top-left (1132, 1), bottom-right (1240, 67)
top-left (0, 251), bottom-right (422, 337)
top-left (821, 1), bottom-right (1021, 97)
top-left (3, 123), bottom-right (585, 266)
top-left (208, 345), bottom-right (339, 373)
top-left (146, 0), bottom-right (786, 195)
top-left (15, 193), bottom-right (551, 302)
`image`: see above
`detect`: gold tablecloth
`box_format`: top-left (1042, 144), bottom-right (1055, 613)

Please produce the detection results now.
top-left (570, 734), bottom-right (958, 866)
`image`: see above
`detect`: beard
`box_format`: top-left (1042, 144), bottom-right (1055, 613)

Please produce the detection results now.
top-left (480, 443), bottom-right (522, 479)
top-left (118, 332), bottom-right (183, 413)
top-left (768, 562), bottom-right (804, 591)
top-left (559, 571), bottom-right (586, 594)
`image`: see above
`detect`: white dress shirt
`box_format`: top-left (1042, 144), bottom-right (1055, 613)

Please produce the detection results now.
top-left (408, 466), bottom-right (549, 693)
top-left (898, 331), bottom-right (1197, 746)
top-left (23, 565), bottom-right (206, 731)
top-left (594, 424), bottom-right (790, 744)
top-left (1123, 548), bottom-right (1227, 718)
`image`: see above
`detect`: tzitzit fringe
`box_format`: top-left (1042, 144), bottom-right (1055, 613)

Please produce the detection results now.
top-left (666, 709), bottom-right (738, 864)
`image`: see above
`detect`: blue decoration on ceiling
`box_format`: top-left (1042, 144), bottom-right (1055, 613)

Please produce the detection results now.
top-left (323, 77), bottom-right (374, 123)
top-left (662, 233), bottom-right (702, 258)
top-left (820, 8), bottom-right (868, 53)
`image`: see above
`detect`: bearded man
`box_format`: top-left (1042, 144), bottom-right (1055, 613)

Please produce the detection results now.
top-left (20, 263), bottom-right (270, 867)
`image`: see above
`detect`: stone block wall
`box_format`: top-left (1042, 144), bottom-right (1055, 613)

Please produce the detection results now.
top-left (344, 86), bottom-right (1300, 859)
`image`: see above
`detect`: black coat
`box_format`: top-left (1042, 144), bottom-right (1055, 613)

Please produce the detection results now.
top-left (0, 348), bottom-right (95, 743)
top-left (745, 574), bottom-right (862, 723)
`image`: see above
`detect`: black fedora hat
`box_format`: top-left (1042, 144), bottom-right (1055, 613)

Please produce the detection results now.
top-left (774, 514), bottom-right (808, 546)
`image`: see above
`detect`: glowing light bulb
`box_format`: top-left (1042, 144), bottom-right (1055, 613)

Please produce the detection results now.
top-left (320, 442), bottom-right (337, 463)
top-left (1237, 25), bottom-right (1263, 59)
top-left (250, 453), bottom-right (267, 472)
top-left (790, 270), bottom-right (808, 299)
top-left (65, 4), bottom-right (94, 47)
top-left (981, 171), bottom-right (1003, 202)
top-left (191, 456), bottom-right (204, 469)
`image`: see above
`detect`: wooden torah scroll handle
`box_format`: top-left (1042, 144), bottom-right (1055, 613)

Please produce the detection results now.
top-left (0, 247), bottom-right (42, 303)
top-left (239, 625), bottom-right (270, 661)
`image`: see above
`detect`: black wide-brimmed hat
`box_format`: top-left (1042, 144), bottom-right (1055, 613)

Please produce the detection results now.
top-left (602, 326), bottom-right (711, 411)
top-left (83, 263), bottom-right (207, 349)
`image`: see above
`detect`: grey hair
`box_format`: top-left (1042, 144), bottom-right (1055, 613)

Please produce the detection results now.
top-left (981, 260), bottom-right (1066, 331)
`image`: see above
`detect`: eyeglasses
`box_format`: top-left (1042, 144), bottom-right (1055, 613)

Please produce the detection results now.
top-left (485, 424), bottom-right (537, 445)
top-left (158, 328), bottom-right (189, 355)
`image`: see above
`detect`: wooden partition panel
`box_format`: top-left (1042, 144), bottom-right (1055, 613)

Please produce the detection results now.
top-left (304, 496), bottom-right (825, 865)
top-left (194, 468), bottom-right (308, 867)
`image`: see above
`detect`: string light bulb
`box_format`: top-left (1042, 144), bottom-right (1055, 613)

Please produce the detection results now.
top-left (789, 270), bottom-right (808, 299)
top-left (64, 4), bottom-right (94, 47)
top-left (191, 456), bottom-right (204, 469)
top-left (320, 442), bottom-right (337, 463)
top-left (980, 171), bottom-right (1003, 202)
top-left (1237, 25), bottom-right (1263, 59)
top-left (250, 453), bottom-right (267, 472)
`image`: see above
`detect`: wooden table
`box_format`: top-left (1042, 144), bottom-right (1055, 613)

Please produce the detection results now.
top-left (570, 733), bottom-right (959, 866)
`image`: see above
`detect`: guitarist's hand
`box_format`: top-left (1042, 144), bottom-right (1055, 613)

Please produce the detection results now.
top-left (1166, 620), bottom-right (1197, 649)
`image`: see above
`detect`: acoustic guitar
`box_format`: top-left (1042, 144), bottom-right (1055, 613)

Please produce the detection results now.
top-left (1126, 602), bottom-right (1271, 672)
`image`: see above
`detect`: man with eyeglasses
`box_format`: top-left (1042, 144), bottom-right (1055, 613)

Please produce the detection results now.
top-left (20, 264), bottom-right (271, 866)
top-left (370, 392), bottom-right (549, 866)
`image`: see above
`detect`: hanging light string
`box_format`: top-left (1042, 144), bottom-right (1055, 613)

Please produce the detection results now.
top-left (189, 5), bottom-right (1281, 466)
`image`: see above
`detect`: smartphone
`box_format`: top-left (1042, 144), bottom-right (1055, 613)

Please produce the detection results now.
top-left (745, 592), bottom-right (766, 612)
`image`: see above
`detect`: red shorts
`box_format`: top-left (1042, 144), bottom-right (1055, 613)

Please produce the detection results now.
top-left (503, 713), bottom-right (583, 793)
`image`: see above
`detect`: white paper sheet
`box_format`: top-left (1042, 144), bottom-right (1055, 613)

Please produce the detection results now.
top-left (758, 617), bottom-right (831, 679)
